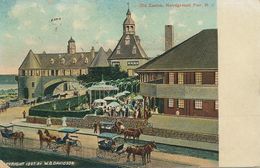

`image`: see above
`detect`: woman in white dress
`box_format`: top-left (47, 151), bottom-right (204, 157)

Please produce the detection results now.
top-left (46, 116), bottom-right (52, 127)
top-left (62, 117), bottom-right (67, 127)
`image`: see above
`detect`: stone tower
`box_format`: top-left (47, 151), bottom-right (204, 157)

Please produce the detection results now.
top-left (123, 7), bottom-right (135, 35)
top-left (67, 37), bottom-right (76, 54)
top-left (165, 25), bottom-right (174, 51)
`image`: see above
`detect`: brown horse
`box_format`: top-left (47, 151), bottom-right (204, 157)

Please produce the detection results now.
top-left (124, 128), bottom-right (143, 142)
top-left (126, 146), bottom-right (146, 165)
top-left (13, 131), bottom-right (25, 147)
top-left (144, 141), bottom-right (157, 163)
top-left (44, 129), bottom-right (59, 141)
top-left (37, 130), bottom-right (51, 149)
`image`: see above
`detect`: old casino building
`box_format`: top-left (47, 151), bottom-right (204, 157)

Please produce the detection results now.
top-left (136, 29), bottom-right (218, 118)
top-left (108, 8), bottom-right (149, 76)
top-left (17, 37), bottom-right (111, 99)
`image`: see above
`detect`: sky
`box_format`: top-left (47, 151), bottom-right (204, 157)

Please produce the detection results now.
top-left (0, 0), bottom-right (216, 74)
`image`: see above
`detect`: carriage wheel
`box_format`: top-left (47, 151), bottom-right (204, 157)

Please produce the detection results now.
top-left (72, 140), bottom-right (82, 151)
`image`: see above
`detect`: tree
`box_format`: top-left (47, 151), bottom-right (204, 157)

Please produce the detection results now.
top-left (77, 65), bottom-right (128, 84)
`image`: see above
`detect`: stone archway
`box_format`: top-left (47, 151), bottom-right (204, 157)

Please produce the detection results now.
top-left (43, 77), bottom-right (78, 96)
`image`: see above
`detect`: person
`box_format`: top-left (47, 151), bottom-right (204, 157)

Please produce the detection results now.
top-left (176, 109), bottom-right (180, 116)
top-left (125, 106), bottom-right (129, 117)
top-left (22, 110), bottom-right (26, 118)
top-left (93, 120), bottom-right (97, 133)
top-left (62, 117), bottom-right (67, 127)
top-left (46, 116), bottom-right (52, 127)
top-left (3, 127), bottom-right (13, 138)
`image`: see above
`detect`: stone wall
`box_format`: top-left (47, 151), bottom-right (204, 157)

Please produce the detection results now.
top-left (143, 127), bottom-right (218, 143)
top-left (26, 116), bottom-right (218, 143)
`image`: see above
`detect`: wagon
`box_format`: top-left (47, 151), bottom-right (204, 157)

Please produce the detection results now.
top-left (99, 121), bottom-right (116, 133)
top-left (96, 133), bottom-right (125, 161)
top-left (0, 123), bottom-right (14, 144)
top-left (51, 127), bottom-right (82, 154)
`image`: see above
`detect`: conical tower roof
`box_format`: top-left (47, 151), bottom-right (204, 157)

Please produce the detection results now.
top-left (19, 50), bottom-right (41, 69)
top-left (90, 47), bottom-right (109, 67)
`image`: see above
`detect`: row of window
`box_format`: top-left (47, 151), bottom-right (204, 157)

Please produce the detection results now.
top-left (127, 61), bottom-right (139, 66)
top-left (141, 72), bottom-right (218, 85)
top-left (168, 99), bottom-right (218, 110)
top-left (20, 69), bottom-right (87, 77)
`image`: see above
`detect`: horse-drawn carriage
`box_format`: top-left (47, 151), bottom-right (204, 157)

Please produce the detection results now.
top-left (52, 128), bottom-right (82, 154)
top-left (38, 127), bottom-right (82, 156)
top-left (0, 123), bottom-right (24, 147)
top-left (99, 120), bottom-right (124, 134)
top-left (96, 133), bottom-right (124, 161)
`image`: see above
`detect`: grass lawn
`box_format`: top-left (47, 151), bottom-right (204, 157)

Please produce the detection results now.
top-left (149, 115), bottom-right (218, 134)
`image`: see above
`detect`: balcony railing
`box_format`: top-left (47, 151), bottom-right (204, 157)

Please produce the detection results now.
top-left (140, 83), bottom-right (218, 100)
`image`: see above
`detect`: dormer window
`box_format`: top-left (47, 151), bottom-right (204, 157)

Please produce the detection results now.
top-left (125, 35), bottom-right (130, 45)
top-left (132, 45), bottom-right (136, 54)
top-left (84, 57), bottom-right (88, 64)
top-left (50, 58), bottom-right (54, 64)
top-left (60, 58), bottom-right (65, 64)
top-left (72, 58), bottom-right (77, 64)
top-left (117, 45), bottom-right (121, 54)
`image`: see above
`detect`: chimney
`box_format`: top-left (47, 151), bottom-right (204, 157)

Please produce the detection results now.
top-left (165, 25), bottom-right (174, 51)
top-left (90, 46), bottom-right (95, 60)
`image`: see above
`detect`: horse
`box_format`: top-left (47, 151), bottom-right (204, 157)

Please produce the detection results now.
top-left (125, 142), bottom-right (157, 165)
top-left (126, 146), bottom-right (146, 165)
top-left (124, 128), bottom-right (143, 142)
top-left (13, 131), bottom-right (25, 147)
top-left (37, 130), bottom-right (51, 149)
top-left (44, 129), bottom-right (59, 141)
top-left (144, 141), bottom-right (157, 163)
top-left (112, 120), bottom-right (125, 134)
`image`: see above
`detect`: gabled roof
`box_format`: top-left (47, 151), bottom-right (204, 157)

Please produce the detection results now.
top-left (19, 50), bottom-right (97, 70)
top-left (108, 34), bottom-right (148, 60)
top-left (106, 49), bottom-right (112, 57)
top-left (90, 47), bottom-right (109, 67)
top-left (19, 50), bottom-right (41, 69)
top-left (137, 29), bottom-right (218, 72)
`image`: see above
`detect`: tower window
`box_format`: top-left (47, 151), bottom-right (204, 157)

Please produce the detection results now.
top-left (132, 45), bottom-right (136, 54)
top-left (125, 35), bottom-right (130, 45)
top-left (117, 45), bottom-right (121, 54)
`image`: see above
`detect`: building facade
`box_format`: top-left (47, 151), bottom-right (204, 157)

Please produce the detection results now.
top-left (136, 29), bottom-right (218, 118)
top-left (18, 38), bottom-right (98, 99)
top-left (108, 8), bottom-right (149, 76)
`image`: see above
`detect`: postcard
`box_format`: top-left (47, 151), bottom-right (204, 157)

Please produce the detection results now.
top-left (2, 0), bottom-right (256, 167)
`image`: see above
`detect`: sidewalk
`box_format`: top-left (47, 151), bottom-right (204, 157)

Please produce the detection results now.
top-left (12, 119), bottom-right (218, 151)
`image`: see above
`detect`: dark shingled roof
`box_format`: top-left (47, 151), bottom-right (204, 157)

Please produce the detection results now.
top-left (90, 47), bottom-right (109, 67)
top-left (19, 50), bottom-right (96, 70)
top-left (137, 29), bottom-right (218, 71)
top-left (108, 34), bottom-right (148, 60)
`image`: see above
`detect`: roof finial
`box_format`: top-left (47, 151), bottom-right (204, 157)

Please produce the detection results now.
top-left (126, 2), bottom-right (131, 15)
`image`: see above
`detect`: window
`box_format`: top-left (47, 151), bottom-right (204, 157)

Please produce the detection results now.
top-left (51, 70), bottom-right (55, 76)
top-left (32, 82), bottom-right (35, 87)
top-left (168, 99), bottom-right (174, 108)
top-left (169, 72), bottom-right (175, 84)
top-left (215, 100), bottom-right (218, 110)
top-left (215, 72), bottom-right (218, 85)
top-left (127, 61), bottom-right (139, 66)
top-left (125, 35), bottom-right (130, 45)
top-left (116, 45), bottom-right (121, 54)
top-left (112, 61), bottom-right (120, 66)
top-left (194, 100), bottom-right (203, 109)
top-left (132, 45), bottom-right (136, 54)
top-left (178, 99), bottom-right (184, 108)
top-left (178, 73), bottom-right (184, 84)
top-left (32, 93), bottom-right (35, 98)
top-left (195, 72), bottom-right (202, 84)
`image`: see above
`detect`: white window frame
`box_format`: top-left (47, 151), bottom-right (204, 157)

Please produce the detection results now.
top-left (195, 72), bottom-right (202, 85)
top-left (178, 99), bottom-right (184, 108)
top-left (169, 72), bottom-right (175, 84)
top-left (178, 73), bottom-right (184, 84)
top-left (215, 100), bottom-right (218, 110)
top-left (194, 100), bottom-right (203, 109)
top-left (168, 99), bottom-right (174, 108)
top-left (215, 72), bottom-right (218, 85)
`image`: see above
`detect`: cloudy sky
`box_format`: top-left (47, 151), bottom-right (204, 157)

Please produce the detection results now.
top-left (0, 0), bottom-right (216, 74)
